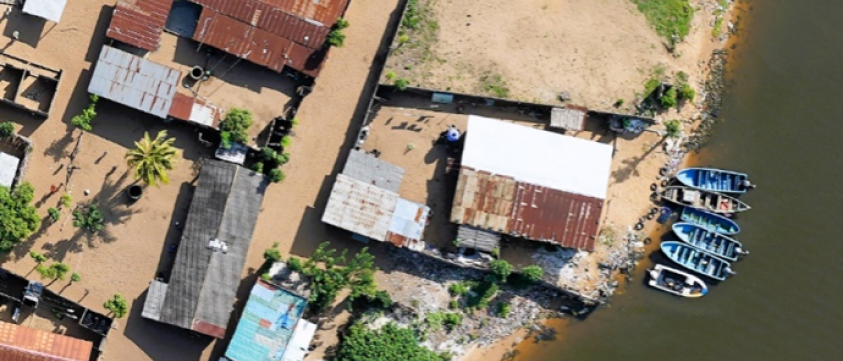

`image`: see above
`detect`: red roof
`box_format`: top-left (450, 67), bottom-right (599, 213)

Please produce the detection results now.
top-left (193, 8), bottom-right (326, 77)
top-left (192, 0), bottom-right (349, 28)
top-left (106, 0), bottom-right (174, 51)
top-left (169, 92), bottom-right (222, 128)
top-left (0, 322), bottom-right (93, 361)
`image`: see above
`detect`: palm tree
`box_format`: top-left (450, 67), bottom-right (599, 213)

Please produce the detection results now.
top-left (125, 131), bottom-right (178, 186)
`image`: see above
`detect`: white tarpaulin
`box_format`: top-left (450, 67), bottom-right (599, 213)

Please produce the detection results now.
top-left (22, 0), bottom-right (68, 23)
top-left (0, 152), bottom-right (20, 188)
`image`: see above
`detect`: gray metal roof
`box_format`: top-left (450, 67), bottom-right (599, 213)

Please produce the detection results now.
top-left (88, 46), bottom-right (180, 119)
top-left (342, 149), bottom-right (404, 193)
top-left (141, 280), bottom-right (168, 321)
top-left (322, 174), bottom-right (398, 242)
top-left (155, 159), bottom-right (266, 338)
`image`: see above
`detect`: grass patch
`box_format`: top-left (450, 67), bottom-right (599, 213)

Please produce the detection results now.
top-left (480, 73), bottom-right (510, 98)
top-left (397, 0), bottom-right (439, 60)
top-left (711, 0), bottom-right (728, 37)
top-left (633, 0), bottom-right (694, 42)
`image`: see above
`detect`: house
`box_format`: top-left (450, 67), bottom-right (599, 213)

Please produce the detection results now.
top-left (450, 115), bottom-right (613, 251)
top-left (0, 322), bottom-right (93, 361)
top-left (141, 159), bottom-right (267, 338)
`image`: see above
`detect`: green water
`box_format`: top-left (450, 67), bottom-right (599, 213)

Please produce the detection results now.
top-left (520, 2), bottom-right (843, 360)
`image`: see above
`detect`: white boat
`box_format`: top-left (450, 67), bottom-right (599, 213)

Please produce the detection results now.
top-left (647, 264), bottom-right (709, 298)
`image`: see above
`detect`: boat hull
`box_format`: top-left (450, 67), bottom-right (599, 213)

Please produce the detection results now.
top-left (661, 186), bottom-right (751, 214)
top-left (660, 241), bottom-right (734, 281)
top-left (648, 264), bottom-right (708, 298)
top-left (681, 207), bottom-right (740, 235)
top-left (672, 223), bottom-right (746, 262)
top-left (676, 167), bottom-right (750, 194)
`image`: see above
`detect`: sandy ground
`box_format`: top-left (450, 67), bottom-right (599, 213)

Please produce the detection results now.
top-left (385, 0), bottom-right (720, 109)
top-left (0, 0), bottom-right (402, 361)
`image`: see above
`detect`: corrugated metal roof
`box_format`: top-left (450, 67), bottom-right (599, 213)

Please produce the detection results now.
top-left (0, 152), bottom-right (20, 188)
top-left (169, 92), bottom-right (222, 128)
top-left (259, 0), bottom-right (349, 25)
top-left (386, 198), bottom-right (428, 250)
top-left (322, 174), bottom-right (398, 242)
top-left (193, 9), bottom-right (325, 77)
top-left (88, 46), bottom-right (180, 118)
top-left (451, 168), bottom-right (601, 251)
top-left (550, 106), bottom-right (587, 131)
top-left (22, 0), bottom-right (68, 23)
top-left (225, 280), bottom-right (309, 361)
top-left (106, 0), bottom-right (174, 51)
top-left (456, 225), bottom-right (501, 253)
top-left (141, 280), bottom-right (168, 321)
top-left (342, 149), bottom-right (404, 193)
top-left (0, 321), bottom-right (93, 361)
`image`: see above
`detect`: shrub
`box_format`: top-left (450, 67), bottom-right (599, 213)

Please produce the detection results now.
top-left (291, 117), bottom-right (300, 127)
top-left (335, 18), bottom-right (350, 30)
top-left (0, 121), bottom-right (14, 137)
top-left (489, 259), bottom-right (513, 283)
top-left (443, 312), bottom-right (462, 330)
top-left (425, 312), bottom-right (444, 330)
top-left (373, 290), bottom-right (393, 308)
top-left (268, 168), bottom-right (285, 183)
top-left (449, 300), bottom-right (459, 309)
top-left (326, 30), bottom-right (346, 47)
top-left (287, 257), bottom-right (303, 272)
top-left (103, 293), bottom-right (128, 318)
top-left (337, 322), bottom-right (442, 360)
top-left (665, 119), bottom-right (682, 138)
top-left (71, 95), bottom-right (99, 132)
top-left (260, 273), bottom-right (271, 281)
top-left (71, 273), bottom-right (81, 283)
top-left (614, 99), bottom-right (624, 108)
top-left (521, 265), bottom-right (544, 282)
top-left (394, 78), bottom-right (410, 91)
top-left (0, 183), bottom-right (40, 253)
top-left (496, 302), bottom-right (511, 318)
top-left (263, 242), bottom-right (282, 263)
top-left (73, 204), bottom-right (105, 233)
top-left (676, 71), bottom-right (689, 82)
top-left (386, 70), bottom-right (397, 81)
top-left (29, 251), bottom-right (47, 264)
top-left (448, 282), bottom-right (468, 296)
top-left (251, 162), bottom-right (264, 173)
top-left (280, 136), bottom-right (292, 149)
top-left (679, 82), bottom-right (696, 101)
top-left (660, 87), bottom-right (678, 108)
top-left (219, 108), bottom-right (253, 145)
top-left (60, 193), bottom-right (72, 208)
top-left (47, 207), bottom-right (61, 222)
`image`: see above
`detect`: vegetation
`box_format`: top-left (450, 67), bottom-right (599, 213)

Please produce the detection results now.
top-left (394, 78), bottom-right (410, 91)
top-left (659, 87), bottom-right (678, 108)
top-left (336, 322), bottom-right (443, 361)
top-left (72, 203), bottom-right (105, 233)
top-left (280, 135), bottom-right (292, 149)
top-left (71, 272), bottom-right (81, 283)
top-left (712, 0), bottom-right (728, 37)
top-left (219, 108), bottom-right (254, 147)
top-left (0, 121), bottom-right (14, 137)
top-left (443, 312), bottom-right (462, 330)
top-left (29, 251), bottom-right (47, 264)
top-left (327, 18), bottom-right (350, 48)
top-left (71, 95), bottom-right (99, 132)
top-left (496, 302), bottom-right (511, 318)
top-left (386, 70), bottom-right (397, 81)
top-left (448, 282), bottom-right (468, 296)
top-left (263, 242), bottom-right (283, 263)
top-left (665, 119), bottom-right (682, 138)
top-left (614, 99), bottom-right (624, 108)
top-left (521, 265), bottom-right (544, 283)
top-left (489, 259), bottom-right (513, 283)
top-left (103, 293), bottom-right (128, 318)
top-left (678, 82), bottom-right (696, 101)
top-left (286, 242), bottom-right (379, 310)
top-left (47, 207), bottom-right (61, 222)
top-left (268, 168), bottom-right (285, 183)
top-left (125, 131), bottom-right (178, 187)
top-left (480, 74), bottom-right (510, 98)
top-left (466, 281), bottom-right (498, 310)
top-left (0, 183), bottom-right (40, 253)
top-left (37, 262), bottom-right (70, 281)
top-left (60, 193), bottom-right (72, 208)
top-left (261, 147), bottom-right (289, 167)
top-left (449, 300), bottom-right (459, 309)
top-left (396, 0), bottom-right (439, 66)
top-left (633, 0), bottom-right (694, 43)
top-left (251, 162), bottom-right (264, 174)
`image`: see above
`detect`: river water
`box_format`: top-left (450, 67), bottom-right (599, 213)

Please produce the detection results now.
top-left (518, 1), bottom-right (843, 360)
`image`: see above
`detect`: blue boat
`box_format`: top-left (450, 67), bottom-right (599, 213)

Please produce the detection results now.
top-left (675, 167), bottom-right (753, 194)
top-left (680, 207), bottom-right (741, 235)
top-left (660, 241), bottom-right (736, 281)
top-left (672, 223), bottom-right (748, 262)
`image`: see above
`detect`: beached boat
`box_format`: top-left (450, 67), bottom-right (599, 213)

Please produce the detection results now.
top-left (661, 186), bottom-right (751, 214)
top-left (675, 167), bottom-right (754, 194)
top-left (681, 207), bottom-right (741, 235)
top-left (660, 241), bottom-right (736, 281)
top-left (672, 223), bottom-right (748, 261)
top-left (648, 264), bottom-right (708, 298)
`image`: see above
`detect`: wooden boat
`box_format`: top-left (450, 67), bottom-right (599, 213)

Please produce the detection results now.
top-left (672, 223), bottom-right (748, 262)
top-left (675, 167), bottom-right (754, 194)
top-left (660, 241), bottom-right (736, 281)
top-left (648, 264), bottom-right (708, 298)
top-left (661, 186), bottom-right (751, 214)
top-left (681, 207), bottom-right (741, 235)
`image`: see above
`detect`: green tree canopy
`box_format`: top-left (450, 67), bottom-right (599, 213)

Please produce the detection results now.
top-left (104, 293), bottom-right (128, 318)
top-left (125, 131), bottom-right (178, 186)
top-left (489, 259), bottom-right (513, 283)
top-left (220, 108), bottom-right (253, 146)
top-left (0, 183), bottom-right (40, 253)
top-left (291, 242), bottom-right (379, 310)
top-left (336, 322), bottom-right (442, 361)
top-left (521, 265), bottom-right (544, 282)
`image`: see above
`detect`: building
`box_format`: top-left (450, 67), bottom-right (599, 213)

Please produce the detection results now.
top-left (322, 150), bottom-right (430, 250)
top-left (224, 278), bottom-right (314, 361)
top-left (22, 0), bottom-right (68, 23)
top-left (0, 153), bottom-right (20, 188)
top-left (0, 322), bottom-right (93, 361)
top-left (450, 115), bottom-right (613, 251)
top-left (142, 159), bottom-right (267, 338)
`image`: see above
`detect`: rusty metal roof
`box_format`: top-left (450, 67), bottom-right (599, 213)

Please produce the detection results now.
top-left (0, 321), bottom-right (93, 361)
top-left (106, 0), bottom-right (174, 51)
top-left (88, 45), bottom-right (181, 118)
top-left (322, 174), bottom-right (398, 242)
top-left (385, 198), bottom-right (429, 251)
top-left (256, 0), bottom-right (349, 24)
top-left (193, 8), bottom-right (326, 77)
top-left (451, 168), bottom-right (601, 251)
top-left (169, 92), bottom-right (222, 128)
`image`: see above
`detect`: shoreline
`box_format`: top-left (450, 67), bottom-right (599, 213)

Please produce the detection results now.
top-left (462, 1), bottom-right (744, 360)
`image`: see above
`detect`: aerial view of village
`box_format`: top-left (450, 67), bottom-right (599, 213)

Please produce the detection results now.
top-left (4, 0), bottom-right (836, 360)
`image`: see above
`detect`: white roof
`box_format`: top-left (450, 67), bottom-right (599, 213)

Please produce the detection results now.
top-left (88, 46), bottom-right (180, 118)
top-left (462, 115), bottom-right (613, 199)
top-left (22, 0), bottom-right (67, 23)
top-left (0, 152), bottom-right (20, 188)
top-left (282, 320), bottom-right (317, 361)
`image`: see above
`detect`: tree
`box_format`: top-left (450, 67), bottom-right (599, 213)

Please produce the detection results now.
top-left (29, 251), bottom-right (47, 264)
top-left (37, 262), bottom-right (70, 281)
top-left (47, 207), bottom-right (61, 222)
top-left (326, 30), bottom-right (346, 47)
top-left (0, 121), bottom-right (14, 137)
top-left (268, 168), bottom-right (285, 183)
top-left (521, 265), bottom-right (544, 282)
top-left (71, 272), bottom-right (81, 283)
top-left (104, 293), bottom-right (128, 318)
top-left (296, 242), bottom-right (379, 310)
top-left (336, 322), bottom-right (442, 361)
top-left (660, 87), bottom-right (678, 108)
top-left (219, 108), bottom-right (253, 146)
top-left (71, 95), bottom-right (98, 132)
top-left (489, 259), bottom-right (513, 283)
top-left (125, 131), bottom-right (178, 187)
top-left (664, 119), bottom-right (682, 138)
top-left (72, 203), bottom-right (105, 233)
top-left (263, 243), bottom-right (282, 263)
top-left (0, 183), bottom-right (40, 253)
top-left (678, 82), bottom-right (696, 101)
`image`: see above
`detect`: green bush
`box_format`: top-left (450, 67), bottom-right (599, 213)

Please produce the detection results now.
top-left (60, 193), bottom-right (72, 208)
top-left (679, 82), bottom-right (696, 101)
top-left (260, 273), bottom-right (271, 281)
top-left (263, 243), bottom-right (282, 263)
top-left (71, 95), bottom-right (98, 132)
top-left (103, 293), bottom-right (128, 318)
top-left (29, 251), bottom-right (47, 264)
top-left (287, 257), bottom-right (303, 272)
top-left (394, 78), bottom-right (410, 91)
top-left (665, 119), bottom-right (682, 138)
top-left (660, 87), bottom-right (678, 108)
top-left (327, 30), bottom-right (346, 47)
top-left (219, 108), bottom-right (253, 145)
top-left (281, 136), bottom-right (292, 149)
top-left (449, 300), bottom-right (459, 309)
top-left (251, 162), bottom-right (264, 173)
top-left (521, 265), bottom-right (544, 282)
top-left (335, 18), bottom-right (350, 30)
top-left (448, 282), bottom-right (468, 296)
top-left (489, 259), bottom-right (513, 283)
top-left (72, 203), bottom-right (104, 233)
top-left (443, 313), bottom-right (462, 330)
top-left (0, 183), bottom-right (40, 253)
top-left (71, 273), bottom-right (81, 283)
top-left (373, 290), bottom-right (393, 308)
top-left (633, 0), bottom-right (694, 42)
top-left (37, 262), bottom-right (70, 281)
top-left (386, 70), bottom-right (397, 81)
top-left (425, 312), bottom-right (444, 330)
top-left (0, 122), bottom-right (14, 137)
top-left (47, 207), bottom-right (61, 222)
top-left (496, 302), bottom-right (511, 318)
top-left (336, 322), bottom-right (442, 361)
top-left (268, 168), bottom-right (285, 183)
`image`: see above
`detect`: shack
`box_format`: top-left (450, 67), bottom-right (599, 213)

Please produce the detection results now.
top-left (450, 115), bottom-right (613, 251)
top-left (141, 159), bottom-right (267, 338)
top-left (0, 322), bottom-right (92, 361)
top-left (0, 53), bottom-right (61, 118)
